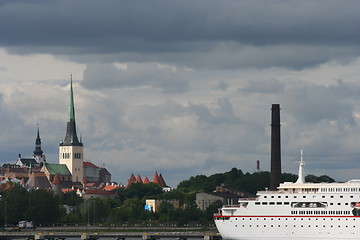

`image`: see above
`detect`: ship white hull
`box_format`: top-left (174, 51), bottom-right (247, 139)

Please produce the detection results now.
top-left (215, 216), bottom-right (360, 239)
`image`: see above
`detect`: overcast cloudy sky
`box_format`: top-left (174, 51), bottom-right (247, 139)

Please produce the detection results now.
top-left (1, 0), bottom-right (360, 187)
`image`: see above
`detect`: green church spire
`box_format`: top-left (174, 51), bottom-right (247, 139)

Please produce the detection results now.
top-left (69, 75), bottom-right (76, 122)
top-left (60, 75), bottom-right (83, 146)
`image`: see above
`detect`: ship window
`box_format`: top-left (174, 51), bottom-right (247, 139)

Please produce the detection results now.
top-left (303, 196), bottom-right (306, 198)
top-left (340, 196), bottom-right (343, 198)
top-left (264, 196), bottom-right (267, 198)
top-left (276, 202), bottom-right (282, 205)
top-left (255, 202), bottom-right (260, 205)
top-left (269, 202), bottom-right (275, 205)
top-left (285, 196), bottom-right (289, 198)
top-left (284, 202), bottom-right (289, 205)
top-left (338, 203), bottom-right (341, 205)
top-left (322, 196), bottom-right (325, 198)
top-left (262, 202), bottom-right (268, 205)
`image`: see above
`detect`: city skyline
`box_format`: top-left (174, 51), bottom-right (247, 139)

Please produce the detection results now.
top-left (1, 1), bottom-right (360, 187)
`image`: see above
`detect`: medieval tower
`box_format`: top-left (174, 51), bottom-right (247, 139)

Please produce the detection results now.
top-left (59, 77), bottom-right (84, 183)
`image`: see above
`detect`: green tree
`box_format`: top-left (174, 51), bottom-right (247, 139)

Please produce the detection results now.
top-left (1, 185), bottom-right (29, 225)
top-left (61, 191), bottom-right (83, 206)
top-left (25, 189), bottom-right (60, 225)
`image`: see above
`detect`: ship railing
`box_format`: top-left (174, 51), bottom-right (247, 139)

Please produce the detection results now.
top-left (222, 204), bottom-right (241, 208)
top-left (238, 197), bottom-right (259, 201)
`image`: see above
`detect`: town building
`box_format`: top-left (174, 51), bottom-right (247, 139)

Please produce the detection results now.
top-left (195, 185), bottom-right (253, 211)
top-left (145, 199), bottom-right (180, 213)
top-left (0, 77), bottom-right (112, 192)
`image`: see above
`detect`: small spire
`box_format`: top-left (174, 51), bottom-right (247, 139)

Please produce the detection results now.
top-left (296, 150), bottom-right (305, 184)
top-left (69, 75), bottom-right (75, 122)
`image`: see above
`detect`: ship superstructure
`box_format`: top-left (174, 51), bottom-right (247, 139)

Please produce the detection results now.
top-left (214, 153), bottom-right (360, 239)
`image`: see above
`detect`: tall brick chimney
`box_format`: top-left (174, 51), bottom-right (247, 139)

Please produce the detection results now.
top-left (270, 104), bottom-right (281, 190)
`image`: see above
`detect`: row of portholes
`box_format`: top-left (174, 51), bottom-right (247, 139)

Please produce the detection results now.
top-left (234, 224), bottom-right (357, 228)
top-left (235, 217), bottom-right (357, 221)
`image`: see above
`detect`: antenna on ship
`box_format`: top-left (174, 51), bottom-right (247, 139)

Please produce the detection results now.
top-left (295, 150), bottom-right (305, 184)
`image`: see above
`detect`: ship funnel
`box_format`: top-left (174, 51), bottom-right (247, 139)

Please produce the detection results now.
top-left (270, 104), bottom-right (282, 190)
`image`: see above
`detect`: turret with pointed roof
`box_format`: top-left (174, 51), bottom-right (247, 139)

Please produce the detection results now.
top-left (143, 176), bottom-right (150, 184)
top-left (153, 171), bottom-right (161, 185)
top-left (127, 173), bottom-right (136, 187)
top-left (33, 126), bottom-right (45, 163)
top-left (158, 173), bottom-right (167, 187)
top-left (136, 174), bottom-right (143, 183)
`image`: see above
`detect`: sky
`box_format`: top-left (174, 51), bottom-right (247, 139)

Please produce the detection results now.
top-left (1, 0), bottom-right (360, 187)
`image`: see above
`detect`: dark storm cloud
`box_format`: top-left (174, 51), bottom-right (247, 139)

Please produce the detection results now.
top-left (284, 80), bottom-right (359, 125)
top-left (1, 0), bottom-right (360, 69)
top-left (240, 79), bottom-right (284, 94)
top-left (82, 63), bottom-right (189, 93)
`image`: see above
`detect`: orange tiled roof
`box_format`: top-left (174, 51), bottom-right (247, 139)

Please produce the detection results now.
top-left (103, 185), bottom-right (117, 191)
top-left (62, 188), bottom-right (76, 194)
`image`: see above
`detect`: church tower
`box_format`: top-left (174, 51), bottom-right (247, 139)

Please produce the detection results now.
top-left (33, 125), bottom-right (46, 164)
top-left (59, 76), bottom-right (84, 183)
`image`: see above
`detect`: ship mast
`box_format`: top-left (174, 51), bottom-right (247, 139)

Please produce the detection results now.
top-left (295, 150), bottom-right (305, 184)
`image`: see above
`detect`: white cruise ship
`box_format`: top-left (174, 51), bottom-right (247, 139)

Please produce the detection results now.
top-left (214, 152), bottom-right (360, 239)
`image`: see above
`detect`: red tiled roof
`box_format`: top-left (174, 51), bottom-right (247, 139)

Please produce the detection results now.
top-left (143, 176), bottom-right (150, 184)
top-left (136, 174), bottom-right (143, 183)
top-left (153, 171), bottom-right (160, 185)
top-left (158, 173), bottom-right (167, 187)
top-left (83, 161), bottom-right (98, 168)
top-left (52, 174), bottom-right (61, 185)
top-left (127, 173), bottom-right (136, 186)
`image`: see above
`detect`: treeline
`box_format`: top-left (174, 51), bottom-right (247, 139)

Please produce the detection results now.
top-left (177, 168), bottom-right (334, 194)
top-left (0, 168), bottom-right (335, 226)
